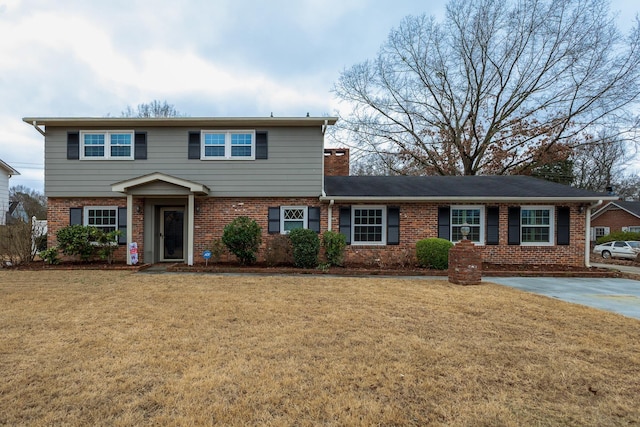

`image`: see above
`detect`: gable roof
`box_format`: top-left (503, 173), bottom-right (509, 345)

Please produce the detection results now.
top-left (323, 175), bottom-right (615, 202)
top-left (0, 159), bottom-right (19, 176)
top-left (111, 172), bottom-right (209, 195)
top-left (591, 200), bottom-right (640, 220)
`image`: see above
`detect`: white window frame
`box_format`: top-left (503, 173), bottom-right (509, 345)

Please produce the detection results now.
top-left (80, 130), bottom-right (134, 160)
top-left (450, 205), bottom-right (485, 245)
top-left (280, 206), bottom-right (308, 234)
top-left (628, 226), bottom-right (640, 233)
top-left (520, 206), bottom-right (554, 246)
top-left (83, 206), bottom-right (118, 233)
top-left (201, 130), bottom-right (255, 160)
top-left (351, 205), bottom-right (386, 246)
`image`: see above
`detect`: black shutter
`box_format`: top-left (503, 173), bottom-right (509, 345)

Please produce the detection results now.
top-left (188, 131), bottom-right (200, 159)
top-left (557, 206), bottom-right (570, 245)
top-left (268, 207), bottom-right (280, 234)
top-left (256, 131), bottom-right (268, 159)
top-left (67, 132), bottom-right (80, 160)
top-left (70, 207), bottom-right (82, 225)
top-left (438, 207), bottom-right (450, 240)
top-left (117, 207), bottom-right (127, 245)
top-left (387, 207), bottom-right (400, 245)
top-left (508, 207), bottom-right (521, 245)
top-left (308, 207), bottom-right (320, 233)
top-left (134, 132), bottom-right (147, 160)
top-left (339, 206), bottom-right (351, 245)
top-left (486, 206), bottom-right (500, 245)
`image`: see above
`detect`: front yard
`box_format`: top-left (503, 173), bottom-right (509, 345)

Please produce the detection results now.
top-left (1, 271), bottom-right (638, 425)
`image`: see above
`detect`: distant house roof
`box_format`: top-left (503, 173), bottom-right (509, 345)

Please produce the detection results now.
top-left (0, 159), bottom-right (19, 176)
top-left (323, 175), bottom-right (615, 202)
top-left (592, 200), bottom-right (640, 220)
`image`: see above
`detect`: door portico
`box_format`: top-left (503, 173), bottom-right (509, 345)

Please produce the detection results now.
top-left (112, 173), bottom-right (209, 265)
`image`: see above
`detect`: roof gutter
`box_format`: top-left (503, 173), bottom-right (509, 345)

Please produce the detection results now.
top-left (319, 196), bottom-right (618, 203)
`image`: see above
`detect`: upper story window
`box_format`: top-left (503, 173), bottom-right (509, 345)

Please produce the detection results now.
top-left (201, 130), bottom-right (255, 160)
top-left (80, 131), bottom-right (134, 160)
top-left (521, 206), bottom-right (554, 245)
top-left (451, 206), bottom-right (484, 243)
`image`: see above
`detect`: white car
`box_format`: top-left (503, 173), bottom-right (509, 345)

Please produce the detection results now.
top-left (593, 241), bottom-right (640, 260)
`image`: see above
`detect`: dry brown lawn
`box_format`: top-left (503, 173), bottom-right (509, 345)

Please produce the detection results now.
top-left (1, 271), bottom-right (639, 426)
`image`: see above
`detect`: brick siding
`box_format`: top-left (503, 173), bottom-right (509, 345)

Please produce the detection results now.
top-left (49, 197), bottom-right (587, 267)
top-left (591, 207), bottom-right (640, 233)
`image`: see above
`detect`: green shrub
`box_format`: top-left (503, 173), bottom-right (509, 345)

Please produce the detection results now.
top-left (56, 225), bottom-right (101, 262)
top-left (288, 228), bottom-right (320, 268)
top-left (416, 238), bottom-right (454, 270)
top-left (265, 234), bottom-right (293, 266)
top-left (40, 247), bottom-right (60, 265)
top-left (94, 230), bottom-right (121, 264)
top-left (596, 231), bottom-right (640, 245)
top-left (322, 230), bottom-right (346, 266)
top-left (222, 216), bottom-right (262, 265)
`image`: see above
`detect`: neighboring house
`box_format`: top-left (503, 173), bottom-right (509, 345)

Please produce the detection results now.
top-left (0, 159), bottom-right (20, 226)
top-left (24, 116), bottom-right (616, 267)
top-left (590, 200), bottom-right (640, 241)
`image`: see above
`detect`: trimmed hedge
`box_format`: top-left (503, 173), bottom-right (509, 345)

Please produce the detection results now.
top-left (322, 230), bottom-right (346, 266)
top-left (416, 238), bottom-right (454, 270)
top-left (288, 228), bottom-right (320, 268)
top-left (596, 231), bottom-right (640, 245)
top-left (222, 216), bottom-right (262, 265)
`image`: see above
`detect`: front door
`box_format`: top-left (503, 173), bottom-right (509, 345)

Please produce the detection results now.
top-left (160, 208), bottom-right (184, 261)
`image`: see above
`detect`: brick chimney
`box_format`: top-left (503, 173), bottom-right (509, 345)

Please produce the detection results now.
top-left (324, 148), bottom-right (350, 176)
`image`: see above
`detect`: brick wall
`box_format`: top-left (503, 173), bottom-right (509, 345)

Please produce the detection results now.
top-left (324, 148), bottom-right (350, 176)
top-left (49, 197), bottom-right (587, 267)
top-left (331, 202), bottom-right (587, 267)
top-left (591, 207), bottom-right (640, 233)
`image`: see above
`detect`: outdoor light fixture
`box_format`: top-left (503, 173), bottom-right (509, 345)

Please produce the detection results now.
top-left (460, 223), bottom-right (471, 240)
top-left (135, 205), bottom-right (141, 214)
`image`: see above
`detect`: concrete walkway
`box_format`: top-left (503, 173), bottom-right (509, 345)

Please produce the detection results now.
top-left (488, 275), bottom-right (640, 320)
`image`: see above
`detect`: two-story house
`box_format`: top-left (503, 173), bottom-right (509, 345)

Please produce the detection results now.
top-left (24, 116), bottom-right (616, 267)
top-left (0, 159), bottom-right (20, 226)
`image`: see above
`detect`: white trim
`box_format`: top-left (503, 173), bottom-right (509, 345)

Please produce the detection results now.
top-left (111, 172), bottom-right (209, 195)
top-left (520, 205), bottom-right (554, 246)
top-left (351, 205), bottom-right (387, 246)
top-left (83, 206), bottom-right (118, 232)
top-left (200, 130), bottom-right (256, 160)
top-left (450, 205), bottom-right (485, 245)
top-left (79, 130), bottom-right (135, 160)
top-left (280, 206), bottom-right (308, 234)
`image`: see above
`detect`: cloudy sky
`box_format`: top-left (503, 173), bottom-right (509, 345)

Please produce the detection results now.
top-left (1, 0), bottom-right (638, 192)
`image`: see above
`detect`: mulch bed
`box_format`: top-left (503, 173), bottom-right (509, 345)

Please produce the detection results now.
top-left (4, 260), bottom-right (622, 278)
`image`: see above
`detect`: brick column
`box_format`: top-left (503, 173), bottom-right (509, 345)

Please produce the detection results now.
top-left (448, 239), bottom-right (482, 285)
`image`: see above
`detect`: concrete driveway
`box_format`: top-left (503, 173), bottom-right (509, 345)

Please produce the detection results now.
top-left (487, 276), bottom-right (640, 320)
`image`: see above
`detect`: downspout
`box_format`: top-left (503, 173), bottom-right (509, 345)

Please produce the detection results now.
top-left (30, 121), bottom-right (46, 137)
top-left (328, 199), bottom-right (334, 232)
top-left (585, 200), bottom-right (602, 268)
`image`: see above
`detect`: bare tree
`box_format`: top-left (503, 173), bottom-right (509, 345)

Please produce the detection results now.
top-left (571, 129), bottom-right (631, 192)
top-left (333, 0), bottom-right (640, 176)
top-left (9, 185), bottom-right (47, 220)
top-left (121, 100), bottom-right (183, 118)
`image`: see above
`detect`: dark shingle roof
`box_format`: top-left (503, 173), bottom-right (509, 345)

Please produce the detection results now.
top-left (324, 175), bottom-right (613, 201)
